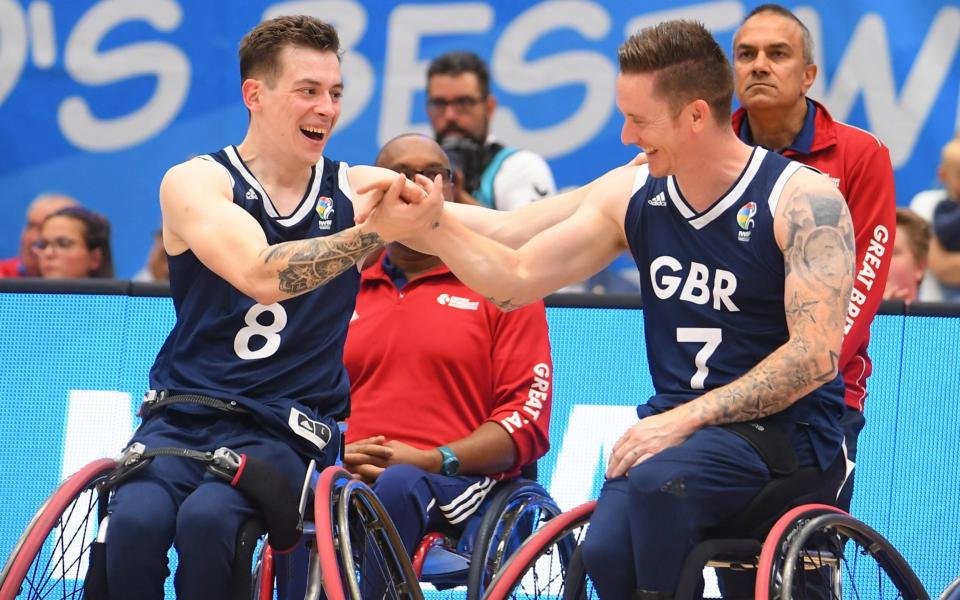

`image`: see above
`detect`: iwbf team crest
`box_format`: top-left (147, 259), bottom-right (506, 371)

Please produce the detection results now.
top-left (316, 196), bottom-right (334, 230)
top-left (736, 202), bottom-right (757, 242)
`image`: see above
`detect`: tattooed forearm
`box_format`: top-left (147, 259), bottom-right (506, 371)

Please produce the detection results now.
top-left (262, 230), bottom-right (383, 294)
top-left (687, 336), bottom-right (822, 425)
top-left (684, 181), bottom-right (855, 428)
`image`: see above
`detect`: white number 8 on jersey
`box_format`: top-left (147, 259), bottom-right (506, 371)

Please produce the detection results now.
top-left (234, 303), bottom-right (287, 360)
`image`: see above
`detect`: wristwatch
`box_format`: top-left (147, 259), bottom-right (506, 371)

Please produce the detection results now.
top-left (437, 445), bottom-right (461, 476)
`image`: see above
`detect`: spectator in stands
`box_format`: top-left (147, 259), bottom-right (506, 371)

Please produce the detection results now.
top-left (884, 208), bottom-right (930, 304)
top-left (925, 137), bottom-right (960, 301)
top-left (342, 133), bottom-right (552, 598)
top-left (426, 51), bottom-right (556, 210)
top-left (35, 206), bottom-right (114, 279)
top-left (0, 193), bottom-right (78, 278)
top-left (731, 3), bottom-right (895, 514)
top-left (133, 229), bottom-right (169, 282)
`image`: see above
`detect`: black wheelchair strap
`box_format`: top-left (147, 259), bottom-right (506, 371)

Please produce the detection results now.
top-left (723, 421), bottom-right (799, 477)
top-left (139, 390), bottom-right (250, 417)
top-left (103, 445), bottom-right (232, 491)
top-left (103, 443), bottom-right (301, 553)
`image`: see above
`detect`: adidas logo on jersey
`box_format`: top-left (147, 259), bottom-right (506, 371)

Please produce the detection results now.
top-left (245, 188), bottom-right (258, 200)
top-left (648, 192), bottom-right (666, 207)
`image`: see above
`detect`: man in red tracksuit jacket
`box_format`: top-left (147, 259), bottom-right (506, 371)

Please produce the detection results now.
top-left (342, 133), bottom-right (553, 598)
top-left (731, 2), bottom-right (896, 512)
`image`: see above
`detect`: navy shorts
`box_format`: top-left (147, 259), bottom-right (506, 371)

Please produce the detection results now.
top-left (104, 408), bottom-right (311, 600)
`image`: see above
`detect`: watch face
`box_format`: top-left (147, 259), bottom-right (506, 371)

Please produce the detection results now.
top-left (440, 447), bottom-right (460, 476)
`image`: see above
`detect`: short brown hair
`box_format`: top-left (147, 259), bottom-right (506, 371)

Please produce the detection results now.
top-left (618, 20), bottom-right (733, 123)
top-left (896, 208), bottom-right (931, 265)
top-left (239, 15), bottom-right (341, 85)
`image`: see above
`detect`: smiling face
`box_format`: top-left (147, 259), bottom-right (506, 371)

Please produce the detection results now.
top-left (246, 45), bottom-right (343, 165)
top-left (617, 72), bottom-right (684, 178)
top-left (733, 11), bottom-right (816, 113)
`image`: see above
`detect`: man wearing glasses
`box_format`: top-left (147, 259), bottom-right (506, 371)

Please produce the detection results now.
top-left (340, 133), bottom-right (554, 598)
top-left (426, 51), bottom-right (557, 210)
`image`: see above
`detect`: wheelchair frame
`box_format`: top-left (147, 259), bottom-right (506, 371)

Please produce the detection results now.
top-left (482, 499), bottom-right (930, 600)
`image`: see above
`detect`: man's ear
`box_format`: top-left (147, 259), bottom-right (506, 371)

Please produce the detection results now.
top-left (485, 93), bottom-right (497, 117)
top-left (687, 99), bottom-right (710, 132)
top-left (242, 78), bottom-right (263, 111)
top-left (801, 63), bottom-right (818, 95)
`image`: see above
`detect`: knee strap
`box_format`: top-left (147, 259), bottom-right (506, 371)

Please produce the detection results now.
top-left (723, 421), bottom-right (798, 476)
top-left (219, 454), bottom-right (302, 553)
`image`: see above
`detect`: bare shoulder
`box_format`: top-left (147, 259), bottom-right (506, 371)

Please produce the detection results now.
top-left (159, 157), bottom-right (235, 254)
top-left (160, 157), bottom-right (233, 207)
top-left (773, 166), bottom-right (850, 249)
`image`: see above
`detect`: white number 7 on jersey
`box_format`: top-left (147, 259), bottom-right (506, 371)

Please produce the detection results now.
top-left (676, 327), bottom-right (722, 390)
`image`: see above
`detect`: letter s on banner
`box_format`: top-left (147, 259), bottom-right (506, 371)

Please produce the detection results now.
top-left (0, 0), bottom-right (28, 105)
top-left (379, 3), bottom-right (493, 145)
top-left (58, 0), bottom-right (189, 151)
top-left (491, 0), bottom-right (615, 159)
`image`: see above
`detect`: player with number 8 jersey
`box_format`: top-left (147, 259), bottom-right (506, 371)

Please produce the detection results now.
top-left (99, 16), bottom-right (449, 600)
top-left (149, 147), bottom-right (358, 457)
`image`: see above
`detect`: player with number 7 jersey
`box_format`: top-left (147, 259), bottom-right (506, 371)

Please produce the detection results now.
top-left (625, 147), bottom-right (846, 472)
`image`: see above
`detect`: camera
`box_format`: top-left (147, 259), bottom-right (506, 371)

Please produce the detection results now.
top-left (440, 135), bottom-right (486, 195)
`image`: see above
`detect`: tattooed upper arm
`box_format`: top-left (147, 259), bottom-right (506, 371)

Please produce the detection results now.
top-left (776, 170), bottom-right (855, 379)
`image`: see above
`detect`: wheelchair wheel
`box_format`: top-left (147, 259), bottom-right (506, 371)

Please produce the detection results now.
top-left (756, 504), bottom-right (929, 600)
top-left (0, 458), bottom-right (117, 599)
top-left (484, 500), bottom-right (597, 600)
top-left (465, 480), bottom-right (563, 600)
top-left (314, 466), bottom-right (423, 600)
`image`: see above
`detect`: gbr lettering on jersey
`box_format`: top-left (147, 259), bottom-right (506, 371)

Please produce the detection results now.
top-left (649, 256), bottom-right (739, 313)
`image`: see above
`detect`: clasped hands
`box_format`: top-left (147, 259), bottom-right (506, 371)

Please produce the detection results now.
top-left (342, 436), bottom-right (440, 484)
top-left (355, 172), bottom-right (444, 245)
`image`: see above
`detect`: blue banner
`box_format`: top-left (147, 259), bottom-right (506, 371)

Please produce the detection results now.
top-left (2, 0), bottom-right (959, 276)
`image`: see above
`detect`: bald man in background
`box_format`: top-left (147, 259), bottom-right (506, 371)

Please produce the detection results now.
top-left (1, 194), bottom-right (80, 278)
top-left (343, 134), bottom-right (553, 599)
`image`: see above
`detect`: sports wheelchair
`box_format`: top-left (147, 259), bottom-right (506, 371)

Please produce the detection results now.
top-left (482, 452), bottom-right (929, 600)
top-left (0, 443), bottom-right (421, 600)
top-left (410, 464), bottom-right (563, 600)
top-left (0, 447), bottom-right (559, 600)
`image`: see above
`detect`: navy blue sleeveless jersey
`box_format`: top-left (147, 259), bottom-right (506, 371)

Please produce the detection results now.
top-left (624, 147), bottom-right (845, 468)
top-left (149, 146), bottom-right (359, 459)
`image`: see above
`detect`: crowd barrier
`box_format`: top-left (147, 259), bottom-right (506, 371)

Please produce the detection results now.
top-left (0, 280), bottom-right (957, 595)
